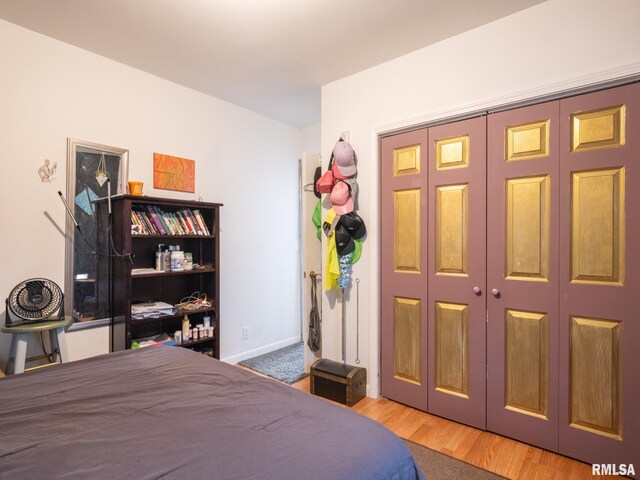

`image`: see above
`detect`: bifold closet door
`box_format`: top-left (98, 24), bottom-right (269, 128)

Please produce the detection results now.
top-left (427, 117), bottom-right (487, 429)
top-left (558, 83), bottom-right (640, 468)
top-left (380, 129), bottom-right (429, 411)
top-left (487, 100), bottom-right (560, 451)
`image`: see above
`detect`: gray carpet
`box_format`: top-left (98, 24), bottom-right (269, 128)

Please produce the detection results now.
top-left (238, 342), bottom-right (307, 384)
top-left (404, 440), bottom-right (507, 480)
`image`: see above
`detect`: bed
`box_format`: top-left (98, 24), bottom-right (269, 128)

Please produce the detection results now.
top-left (0, 347), bottom-right (423, 479)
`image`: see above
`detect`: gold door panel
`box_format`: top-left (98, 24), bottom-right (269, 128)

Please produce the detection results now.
top-left (393, 297), bottom-right (422, 384)
top-left (435, 302), bottom-right (469, 398)
top-left (570, 317), bottom-right (621, 440)
top-left (505, 309), bottom-right (549, 419)
top-left (435, 135), bottom-right (469, 170)
top-left (571, 105), bottom-right (625, 152)
top-left (394, 189), bottom-right (421, 273)
top-left (571, 168), bottom-right (624, 285)
top-left (436, 184), bottom-right (468, 276)
top-left (393, 144), bottom-right (421, 176)
top-left (506, 176), bottom-right (550, 281)
top-left (506, 119), bottom-right (550, 161)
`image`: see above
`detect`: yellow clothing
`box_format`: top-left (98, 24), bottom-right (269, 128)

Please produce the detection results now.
top-left (325, 233), bottom-right (340, 291)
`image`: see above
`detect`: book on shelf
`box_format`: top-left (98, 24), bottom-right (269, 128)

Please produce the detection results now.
top-left (146, 205), bottom-right (167, 235)
top-left (167, 212), bottom-right (184, 235)
top-left (130, 205), bottom-right (211, 236)
top-left (193, 210), bottom-right (210, 235)
top-left (133, 208), bottom-right (158, 235)
top-left (176, 211), bottom-right (190, 234)
top-left (131, 268), bottom-right (162, 275)
top-left (131, 301), bottom-right (174, 319)
top-left (184, 209), bottom-right (201, 235)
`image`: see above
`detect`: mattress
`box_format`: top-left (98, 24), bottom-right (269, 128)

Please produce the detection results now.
top-left (0, 347), bottom-right (423, 480)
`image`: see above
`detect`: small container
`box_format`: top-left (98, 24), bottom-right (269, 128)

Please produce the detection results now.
top-left (156, 244), bottom-right (165, 271)
top-left (203, 316), bottom-right (211, 328)
top-left (182, 315), bottom-right (190, 341)
top-left (174, 330), bottom-right (182, 344)
top-left (162, 250), bottom-right (171, 271)
top-left (128, 181), bottom-right (143, 196)
top-left (171, 250), bottom-right (185, 271)
top-left (184, 252), bottom-right (193, 270)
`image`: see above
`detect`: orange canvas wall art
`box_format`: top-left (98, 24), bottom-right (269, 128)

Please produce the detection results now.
top-left (153, 153), bottom-right (195, 193)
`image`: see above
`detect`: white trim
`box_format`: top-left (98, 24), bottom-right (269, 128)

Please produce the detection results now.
top-left (222, 335), bottom-right (301, 365)
top-left (368, 63), bottom-right (640, 399)
top-left (376, 62), bottom-right (640, 136)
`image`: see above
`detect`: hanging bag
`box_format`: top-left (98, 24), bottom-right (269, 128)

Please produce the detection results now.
top-left (307, 274), bottom-right (321, 352)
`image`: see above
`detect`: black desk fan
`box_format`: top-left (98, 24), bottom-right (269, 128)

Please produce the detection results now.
top-left (5, 278), bottom-right (65, 327)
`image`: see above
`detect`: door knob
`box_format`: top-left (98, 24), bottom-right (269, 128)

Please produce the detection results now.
top-left (491, 288), bottom-right (500, 297)
top-left (473, 287), bottom-right (481, 295)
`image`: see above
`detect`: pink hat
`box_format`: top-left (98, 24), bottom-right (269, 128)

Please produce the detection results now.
top-left (333, 140), bottom-right (357, 177)
top-left (330, 181), bottom-right (354, 215)
top-left (332, 161), bottom-right (348, 179)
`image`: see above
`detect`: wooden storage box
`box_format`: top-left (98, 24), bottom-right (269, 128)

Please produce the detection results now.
top-left (310, 358), bottom-right (366, 407)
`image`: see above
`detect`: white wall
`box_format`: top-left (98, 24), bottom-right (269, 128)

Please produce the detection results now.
top-left (301, 123), bottom-right (321, 154)
top-left (0, 19), bottom-right (303, 369)
top-left (320, 0), bottom-right (640, 397)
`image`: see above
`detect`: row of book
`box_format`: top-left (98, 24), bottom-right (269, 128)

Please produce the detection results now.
top-left (131, 205), bottom-right (211, 236)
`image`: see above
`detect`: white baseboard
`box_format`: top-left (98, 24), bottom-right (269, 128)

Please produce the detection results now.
top-left (222, 335), bottom-right (301, 365)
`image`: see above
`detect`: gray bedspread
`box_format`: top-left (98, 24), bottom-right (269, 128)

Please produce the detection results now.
top-left (0, 347), bottom-right (423, 480)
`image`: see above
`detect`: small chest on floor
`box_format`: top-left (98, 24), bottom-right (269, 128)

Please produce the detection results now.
top-left (310, 359), bottom-right (366, 407)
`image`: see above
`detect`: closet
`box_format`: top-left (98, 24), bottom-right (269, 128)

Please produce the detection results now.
top-left (380, 82), bottom-right (639, 468)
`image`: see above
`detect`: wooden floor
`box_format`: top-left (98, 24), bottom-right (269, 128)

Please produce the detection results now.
top-left (290, 375), bottom-right (618, 480)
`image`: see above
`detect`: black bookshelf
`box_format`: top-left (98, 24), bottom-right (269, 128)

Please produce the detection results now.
top-left (96, 195), bottom-right (222, 358)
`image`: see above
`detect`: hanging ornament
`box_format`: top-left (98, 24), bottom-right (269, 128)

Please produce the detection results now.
top-left (95, 153), bottom-right (109, 187)
top-left (37, 158), bottom-right (56, 182)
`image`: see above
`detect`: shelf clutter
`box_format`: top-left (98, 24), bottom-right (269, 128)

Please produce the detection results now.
top-left (132, 315), bottom-right (215, 349)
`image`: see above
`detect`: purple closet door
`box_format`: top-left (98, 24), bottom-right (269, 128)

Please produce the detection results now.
top-left (380, 129), bottom-right (429, 411)
top-left (426, 117), bottom-right (487, 429)
top-left (558, 83), bottom-right (640, 469)
top-left (487, 100), bottom-right (560, 451)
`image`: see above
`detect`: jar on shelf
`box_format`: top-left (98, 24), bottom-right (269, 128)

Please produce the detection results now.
top-left (184, 252), bottom-right (193, 270)
top-left (171, 249), bottom-right (185, 271)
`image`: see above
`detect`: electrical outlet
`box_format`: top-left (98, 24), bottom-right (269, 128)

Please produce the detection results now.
top-left (242, 326), bottom-right (250, 340)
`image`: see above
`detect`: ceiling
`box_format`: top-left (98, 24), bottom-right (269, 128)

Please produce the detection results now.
top-left (0, 0), bottom-right (544, 127)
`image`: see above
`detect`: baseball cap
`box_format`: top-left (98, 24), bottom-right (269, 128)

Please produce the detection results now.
top-left (338, 211), bottom-right (366, 239)
top-left (342, 177), bottom-right (358, 207)
top-left (335, 225), bottom-right (355, 256)
top-left (330, 180), bottom-right (354, 215)
top-left (332, 160), bottom-right (348, 179)
top-left (333, 140), bottom-right (357, 177)
top-left (350, 238), bottom-right (362, 264)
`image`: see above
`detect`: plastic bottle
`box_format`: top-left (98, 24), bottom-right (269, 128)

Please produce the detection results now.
top-left (182, 315), bottom-right (190, 342)
top-left (155, 244), bottom-right (165, 271)
top-left (162, 248), bottom-right (171, 271)
top-left (171, 247), bottom-right (185, 271)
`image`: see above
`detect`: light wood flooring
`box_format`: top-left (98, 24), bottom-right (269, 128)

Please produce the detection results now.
top-left (291, 375), bottom-right (619, 480)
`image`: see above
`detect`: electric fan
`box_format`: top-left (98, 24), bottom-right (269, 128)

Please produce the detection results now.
top-left (5, 278), bottom-right (65, 327)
